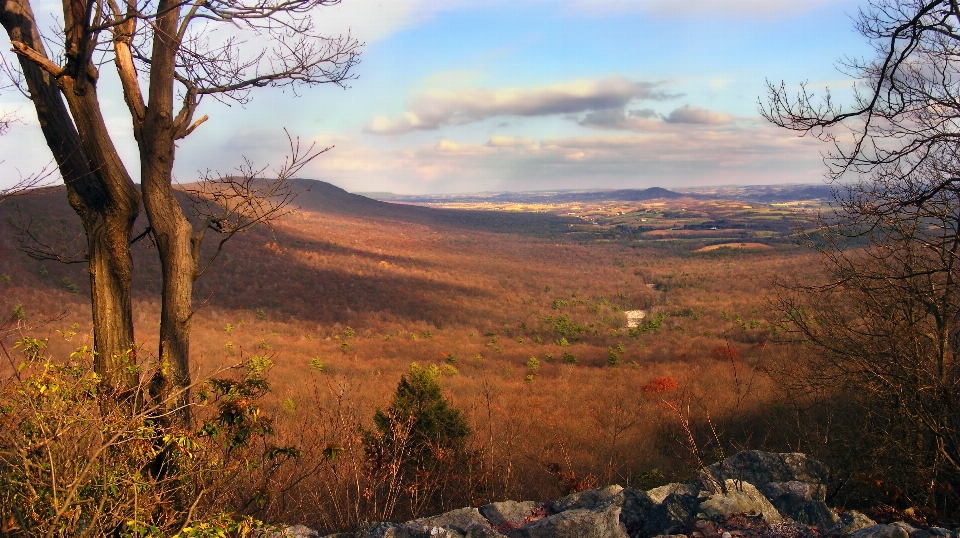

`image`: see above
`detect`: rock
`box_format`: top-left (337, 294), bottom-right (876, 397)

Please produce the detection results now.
top-left (642, 491), bottom-right (703, 536)
top-left (268, 526), bottom-right (320, 538)
top-left (762, 481), bottom-right (826, 514)
top-left (766, 522), bottom-right (822, 538)
top-left (360, 523), bottom-right (401, 538)
top-left (826, 510), bottom-right (876, 536)
top-left (707, 451), bottom-right (828, 488)
top-left (479, 501), bottom-right (539, 528)
top-left (851, 523), bottom-right (916, 538)
top-left (552, 484), bottom-right (624, 512)
top-left (647, 483), bottom-right (698, 505)
top-left (929, 528), bottom-right (955, 538)
top-left (697, 480), bottom-right (781, 524)
top-left (620, 488), bottom-right (656, 535)
top-left (368, 524), bottom-right (465, 538)
top-left (357, 522), bottom-right (465, 538)
top-left (791, 501), bottom-right (839, 530)
top-left (411, 506), bottom-right (501, 537)
top-left (508, 496), bottom-right (627, 538)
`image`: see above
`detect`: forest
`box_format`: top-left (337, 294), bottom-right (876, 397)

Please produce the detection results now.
top-left (3, 0), bottom-right (960, 535)
top-left (0, 181), bottom-right (948, 534)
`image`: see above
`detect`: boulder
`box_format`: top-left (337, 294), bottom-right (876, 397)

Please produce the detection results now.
top-left (647, 483), bottom-right (697, 505)
top-left (620, 488), bottom-right (656, 536)
top-left (360, 524), bottom-right (466, 538)
top-left (826, 511), bottom-right (877, 537)
top-left (404, 507), bottom-right (503, 538)
top-left (508, 496), bottom-right (627, 538)
top-left (479, 501), bottom-right (539, 528)
top-left (851, 523), bottom-right (916, 538)
top-left (697, 480), bottom-right (781, 524)
top-left (642, 491), bottom-right (703, 536)
top-left (791, 501), bottom-right (840, 531)
top-left (707, 451), bottom-right (828, 488)
top-left (359, 523), bottom-right (401, 538)
top-left (268, 526), bottom-right (320, 538)
top-left (552, 485), bottom-right (624, 512)
top-left (762, 481), bottom-right (826, 514)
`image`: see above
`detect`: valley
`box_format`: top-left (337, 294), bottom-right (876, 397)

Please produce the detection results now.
top-left (0, 182), bottom-right (829, 526)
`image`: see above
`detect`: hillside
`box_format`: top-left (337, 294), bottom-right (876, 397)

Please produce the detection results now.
top-left (292, 179), bottom-right (577, 235)
top-left (0, 182), bottom-right (830, 529)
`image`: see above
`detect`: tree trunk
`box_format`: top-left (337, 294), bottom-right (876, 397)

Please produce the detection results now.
top-left (0, 0), bottom-right (140, 401)
top-left (140, 0), bottom-right (194, 424)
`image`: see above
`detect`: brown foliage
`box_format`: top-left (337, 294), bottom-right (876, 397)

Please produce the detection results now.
top-left (0, 188), bottom-right (826, 531)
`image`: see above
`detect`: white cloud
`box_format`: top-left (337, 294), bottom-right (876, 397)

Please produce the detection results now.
top-left (664, 105), bottom-right (732, 124)
top-left (304, 120), bottom-right (826, 194)
top-left (367, 75), bottom-right (679, 134)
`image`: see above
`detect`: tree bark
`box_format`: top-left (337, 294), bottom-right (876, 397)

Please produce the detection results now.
top-left (0, 0), bottom-right (141, 401)
top-left (140, 0), bottom-right (194, 423)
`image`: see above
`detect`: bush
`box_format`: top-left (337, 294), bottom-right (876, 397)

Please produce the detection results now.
top-left (362, 363), bottom-right (473, 521)
top-left (0, 337), bottom-right (287, 536)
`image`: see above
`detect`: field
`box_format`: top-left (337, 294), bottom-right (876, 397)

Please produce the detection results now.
top-left (0, 182), bottom-right (828, 528)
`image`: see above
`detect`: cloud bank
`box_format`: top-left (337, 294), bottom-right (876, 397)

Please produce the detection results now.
top-left (368, 76), bottom-right (679, 134)
top-left (578, 104), bottom-right (732, 130)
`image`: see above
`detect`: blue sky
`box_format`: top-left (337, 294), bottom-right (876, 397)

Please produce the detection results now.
top-left (1, 0), bottom-right (870, 194)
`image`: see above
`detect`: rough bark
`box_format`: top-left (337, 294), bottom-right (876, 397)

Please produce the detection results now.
top-left (0, 0), bottom-right (141, 400)
top-left (140, 0), bottom-right (194, 422)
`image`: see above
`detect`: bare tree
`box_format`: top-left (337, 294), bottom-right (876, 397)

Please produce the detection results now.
top-left (0, 0), bottom-right (359, 418)
top-left (764, 0), bottom-right (960, 206)
top-left (764, 0), bottom-right (960, 510)
top-left (0, 1), bottom-right (141, 401)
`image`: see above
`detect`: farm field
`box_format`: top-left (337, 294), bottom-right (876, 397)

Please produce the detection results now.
top-left (0, 182), bottom-right (828, 526)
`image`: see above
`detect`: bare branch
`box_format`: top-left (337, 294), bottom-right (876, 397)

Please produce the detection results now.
top-left (0, 163), bottom-right (59, 203)
top-left (183, 129), bottom-right (327, 280)
top-left (5, 201), bottom-right (88, 263)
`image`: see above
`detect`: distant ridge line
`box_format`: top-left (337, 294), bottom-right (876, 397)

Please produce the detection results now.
top-left (366, 186), bottom-right (685, 204)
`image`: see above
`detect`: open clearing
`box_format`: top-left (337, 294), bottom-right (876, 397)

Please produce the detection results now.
top-left (695, 242), bottom-right (775, 252)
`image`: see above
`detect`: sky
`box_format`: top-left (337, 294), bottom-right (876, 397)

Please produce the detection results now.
top-left (0, 0), bottom-right (872, 194)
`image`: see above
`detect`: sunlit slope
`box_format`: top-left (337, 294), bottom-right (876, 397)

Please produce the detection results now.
top-left (290, 179), bottom-right (577, 235)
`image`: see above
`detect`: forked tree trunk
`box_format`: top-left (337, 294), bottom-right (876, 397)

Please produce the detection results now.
top-left (0, 0), bottom-right (140, 401)
top-left (140, 0), bottom-right (194, 424)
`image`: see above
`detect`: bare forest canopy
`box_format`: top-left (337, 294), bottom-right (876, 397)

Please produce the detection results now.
top-left (0, 180), bottom-right (919, 528)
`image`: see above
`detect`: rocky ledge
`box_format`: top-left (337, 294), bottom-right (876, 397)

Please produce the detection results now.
top-left (270, 451), bottom-right (960, 538)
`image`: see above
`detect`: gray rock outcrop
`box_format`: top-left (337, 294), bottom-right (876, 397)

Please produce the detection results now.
top-left (707, 451), bottom-right (828, 488)
top-left (283, 451), bottom-right (954, 538)
top-left (826, 510), bottom-right (877, 536)
top-left (478, 501), bottom-right (539, 529)
top-left (791, 500), bottom-right (840, 530)
top-left (507, 495), bottom-right (627, 538)
top-left (697, 479), bottom-right (781, 524)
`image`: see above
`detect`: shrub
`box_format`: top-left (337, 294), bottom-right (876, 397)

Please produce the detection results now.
top-left (0, 337), bottom-right (289, 536)
top-left (362, 363), bottom-right (472, 520)
top-left (61, 277), bottom-right (80, 294)
top-left (711, 344), bottom-right (739, 362)
top-left (642, 376), bottom-right (679, 394)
